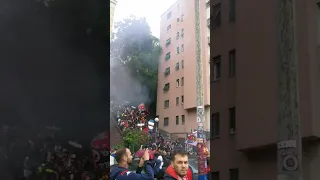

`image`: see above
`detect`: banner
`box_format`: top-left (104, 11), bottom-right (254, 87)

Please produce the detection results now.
top-left (185, 131), bottom-right (197, 146)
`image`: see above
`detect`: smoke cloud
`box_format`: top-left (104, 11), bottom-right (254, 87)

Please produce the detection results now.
top-left (110, 58), bottom-right (151, 106)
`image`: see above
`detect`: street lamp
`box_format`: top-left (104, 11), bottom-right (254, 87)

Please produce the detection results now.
top-left (154, 116), bottom-right (159, 132)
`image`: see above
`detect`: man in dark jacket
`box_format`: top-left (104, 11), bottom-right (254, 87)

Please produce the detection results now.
top-left (110, 148), bottom-right (155, 180)
top-left (163, 151), bottom-right (194, 180)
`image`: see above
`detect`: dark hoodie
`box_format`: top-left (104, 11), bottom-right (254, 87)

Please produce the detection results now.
top-left (110, 161), bottom-right (155, 180)
top-left (163, 165), bottom-right (194, 180)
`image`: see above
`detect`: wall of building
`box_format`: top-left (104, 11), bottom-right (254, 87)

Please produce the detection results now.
top-left (156, 0), bottom-right (210, 137)
top-left (209, 0), bottom-right (320, 179)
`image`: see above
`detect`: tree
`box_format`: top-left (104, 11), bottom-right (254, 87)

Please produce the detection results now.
top-left (110, 17), bottom-right (162, 116)
top-left (114, 129), bottom-right (150, 152)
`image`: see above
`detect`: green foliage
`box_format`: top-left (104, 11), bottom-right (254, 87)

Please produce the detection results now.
top-left (122, 129), bottom-right (150, 153)
top-left (111, 17), bottom-right (162, 116)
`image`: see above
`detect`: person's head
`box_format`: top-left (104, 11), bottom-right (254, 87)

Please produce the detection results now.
top-left (114, 148), bottom-right (133, 165)
top-left (171, 150), bottom-right (189, 177)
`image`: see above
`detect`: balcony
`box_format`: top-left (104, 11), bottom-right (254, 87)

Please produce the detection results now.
top-left (164, 67), bottom-right (170, 76)
top-left (163, 83), bottom-right (170, 92)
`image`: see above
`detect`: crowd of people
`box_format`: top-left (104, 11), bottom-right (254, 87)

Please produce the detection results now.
top-left (0, 125), bottom-right (108, 180)
top-left (110, 101), bottom-right (150, 131)
top-left (110, 101), bottom-right (185, 155)
top-left (110, 147), bottom-right (196, 180)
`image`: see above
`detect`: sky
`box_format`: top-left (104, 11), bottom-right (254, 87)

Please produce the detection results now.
top-left (114, 0), bottom-right (176, 38)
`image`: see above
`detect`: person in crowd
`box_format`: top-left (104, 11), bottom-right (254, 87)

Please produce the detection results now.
top-left (110, 148), bottom-right (155, 180)
top-left (163, 151), bottom-right (194, 180)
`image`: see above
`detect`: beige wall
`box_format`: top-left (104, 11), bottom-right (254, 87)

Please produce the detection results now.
top-left (156, 0), bottom-right (210, 136)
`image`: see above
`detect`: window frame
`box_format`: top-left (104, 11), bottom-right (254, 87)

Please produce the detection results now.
top-left (229, 49), bottom-right (236, 76)
top-left (211, 112), bottom-right (220, 138)
top-left (212, 3), bottom-right (222, 29)
top-left (181, 115), bottom-right (185, 125)
top-left (213, 55), bottom-right (221, 81)
top-left (164, 100), bottom-right (170, 109)
top-left (229, 107), bottom-right (236, 134)
top-left (164, 117), bottom-right (169, 126)
top-left (229, 0), bottom-right (236, 22)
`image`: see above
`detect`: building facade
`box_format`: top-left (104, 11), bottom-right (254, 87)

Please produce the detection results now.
top-left (156, 0), bottom-right (210, 144)
top-left (110, 0), bottom-right (117, 33)
top-left (210, 0), bottom-right (320, 179)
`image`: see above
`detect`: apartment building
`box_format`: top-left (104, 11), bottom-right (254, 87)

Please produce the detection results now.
top-left (156, 0), bottom-right (211, 144)
top-left (210, 0), bottom-right (320, 179)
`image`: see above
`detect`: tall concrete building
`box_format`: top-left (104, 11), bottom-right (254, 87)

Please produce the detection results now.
top-left (110, 0), bottom-right (117, 33)
top-left (209, 0), bottom-right (320, 179)
top-left (156, 0), bottom-right (211, 144)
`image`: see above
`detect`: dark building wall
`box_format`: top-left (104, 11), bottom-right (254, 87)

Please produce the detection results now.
top-left (210, 0), bottom-right (320, 179)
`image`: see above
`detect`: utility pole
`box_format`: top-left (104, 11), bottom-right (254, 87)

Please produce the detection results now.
top-left (276, 0), bottom-right (302, 180)
top-left (194, 0), bottom-right (208, 179)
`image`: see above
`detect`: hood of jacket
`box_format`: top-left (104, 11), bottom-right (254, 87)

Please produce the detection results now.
top-left (164, 165), bottom-right (193, 180)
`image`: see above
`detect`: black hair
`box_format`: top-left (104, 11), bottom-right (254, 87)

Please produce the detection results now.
top-left (172, 150), bottom-right (188, 161)
top-left (114, 148), bottom-right (127, 163)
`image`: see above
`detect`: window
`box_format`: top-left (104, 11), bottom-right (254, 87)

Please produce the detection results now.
top-left (176, 79), bottom-right (180, 87)
top-left (229, 50), bottom-right (236, 76)
top-left (229, 0), bottom-right (236, 22)
top-left (182, 60), bottom-right (184, 68)
top-left (211, 113), bottom-right (220, 137)
top-left (166, 38), bottom-right (171, 46)
top-left (229, 169), bottom-right (239, 180)
top-left (176, 62), bottom-right (180, 70)
top-left (177, 18), bottom-right (180, 22)
top-left (212, 3), bottom-right (222, 29)
top-left (176, 32), bottom-right (180, 39)
top-left (181, 95), bottom-right (184, 104)
top-left (176, 97), bottom-right (179, 105)
top-left (164, 117), bottom-right (169, 126)
top-left (165, 52), bottom-right (171, 60)
top-left (167, 24), bottom-right (171, 31)
top-left (176, 116), bottom-right (179, 125)
top-left (163, 83), bottom-right (170, 92)
top-left (181, 29), bottom-right (184, 37)
top-left (229, 107), bottom-right (236, 134)
top-left (164, 67), bottom-right (170, 76)
top-left (212, 171), bottom-right (220, 180)
top-left (176, 47), bottom-right (180, 54)
top-left (181, 14), bottom-right (184, 22)
top-left (167, 12), bottom-right (171, 19)
top-left (181, 115), bottom-right (185, 125)
top-left (164, 100), bottom-right (169, 108)
top-left (213, 56), bottom-right (221, 80)
top-left (181, 44), bottom-right (184, 52)
top-left (181, 77), bottom-right (184, 86)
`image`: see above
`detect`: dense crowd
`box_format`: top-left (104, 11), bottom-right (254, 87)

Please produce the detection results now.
top-left (0, 125), bottom-right (108, 180)
top-left (110, 101), bottom-right (150, 131)
top-left (110, 101), bottom-right (185, 155)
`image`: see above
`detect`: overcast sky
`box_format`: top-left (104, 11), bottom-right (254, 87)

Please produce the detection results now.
top-left (114, 0), bottom-right (176, 37)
